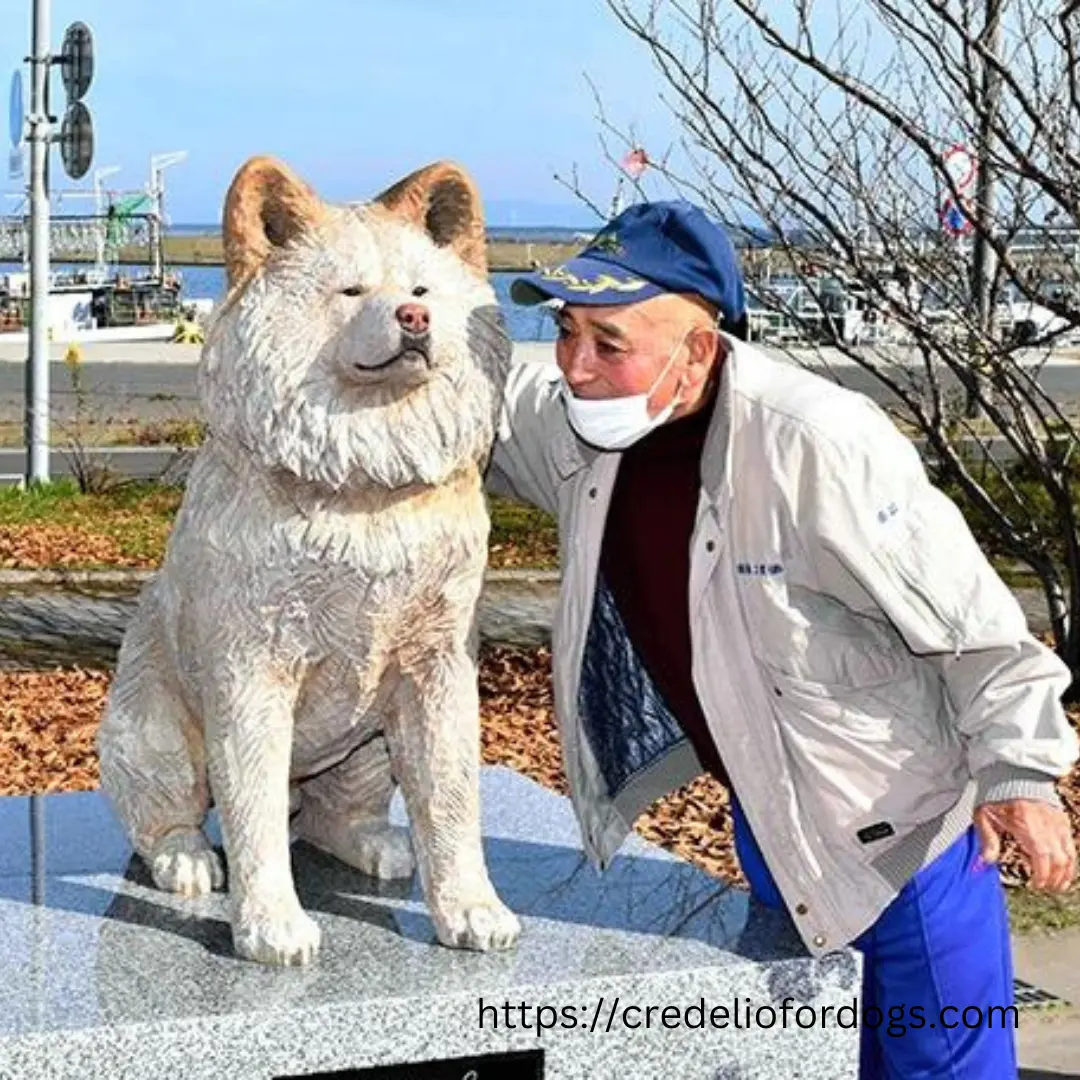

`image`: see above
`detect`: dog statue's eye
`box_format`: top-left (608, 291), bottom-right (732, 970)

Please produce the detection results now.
top-left (412, 286), bottom-right (429, 298)
top-left (341, 285), bottom-right (365, 297)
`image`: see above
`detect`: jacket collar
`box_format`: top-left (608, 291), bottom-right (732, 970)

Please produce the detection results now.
top-left (698, 333), bottom-right (739, 505)
top-left (550, 419), bottom-right (594, 479)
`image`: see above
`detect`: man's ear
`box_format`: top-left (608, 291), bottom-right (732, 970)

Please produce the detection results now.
top-left (374, 161), bottom-right (487, 275)
top-left (686, 324), bottom-right (721, 377)
top-left (222, 156), bottom-right (326, 291)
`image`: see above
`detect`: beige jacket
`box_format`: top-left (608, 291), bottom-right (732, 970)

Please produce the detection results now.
top-left (486, 336), bottom-right (1078, 955)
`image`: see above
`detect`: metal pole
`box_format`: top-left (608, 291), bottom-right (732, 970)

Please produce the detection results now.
top-left (147, 152), bottom-right (188, 281)
top-left (26, 0), bottom-right (51, 905)
top-left (31, 795), bottom-right (45, 903)
top-left (93, 170), bottom-right (104, 273)
top-left (26, 0), bottom-right (51, 483)
top-left (967, 0), bottom-right (1004, 418)
top-left (92, 166), bottom-right (120, 277)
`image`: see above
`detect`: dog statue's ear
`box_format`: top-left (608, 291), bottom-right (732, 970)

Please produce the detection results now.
top-left (222, 156), bottom-right (325, 290)
top-left (374, 162), bottom-right (487, 275)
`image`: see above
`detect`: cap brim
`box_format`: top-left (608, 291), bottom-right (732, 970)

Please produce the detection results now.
top-left (509, 255), bottom-right (665, 307)
top-left (509, 278), bottom-right (564, 306)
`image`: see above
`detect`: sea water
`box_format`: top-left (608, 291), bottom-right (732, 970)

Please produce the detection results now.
top-left (1, 262), bottom-right (558, 344)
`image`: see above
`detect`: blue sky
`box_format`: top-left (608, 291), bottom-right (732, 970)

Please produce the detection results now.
top-left (4, 0), bottom-right (680, 226)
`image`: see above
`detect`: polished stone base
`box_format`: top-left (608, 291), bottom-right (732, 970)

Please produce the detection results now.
top-left (0, 768), bottom-right (860, 1079)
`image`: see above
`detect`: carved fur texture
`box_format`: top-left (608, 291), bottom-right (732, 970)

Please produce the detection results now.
top-left (97, 156), bottom-right (518, 966)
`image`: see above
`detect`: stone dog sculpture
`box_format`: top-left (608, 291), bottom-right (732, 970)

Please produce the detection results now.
top-left (97, 156), bottom-right (519, 966)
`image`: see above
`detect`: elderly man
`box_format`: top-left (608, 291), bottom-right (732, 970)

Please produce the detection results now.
top-left (486, 200), bottom-right (1078, 1079)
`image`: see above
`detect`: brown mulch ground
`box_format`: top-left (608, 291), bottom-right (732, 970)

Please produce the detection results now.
top-left (0, 524), bottom-right (148, 569)
top-left (0, 493), bottom-right (557, 572)
top-left (0, 668), bottom-right (111, 794)
top-left (3, 646), bottom-right (1079, 891)
top-left (0, 519), bottom-right (555, 573)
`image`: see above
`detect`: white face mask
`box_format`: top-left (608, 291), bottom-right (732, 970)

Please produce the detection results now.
top-left (561, 330), bottom-right (690, 451)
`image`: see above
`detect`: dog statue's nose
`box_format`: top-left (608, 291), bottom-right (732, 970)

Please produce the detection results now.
top-left (395, 303), bottom-right (430, 335)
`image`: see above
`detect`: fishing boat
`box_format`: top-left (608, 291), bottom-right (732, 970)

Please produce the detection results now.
top-left (0, 154), bottom-right (203, 343)
top-left (0, 259), bottom-right (187, 343)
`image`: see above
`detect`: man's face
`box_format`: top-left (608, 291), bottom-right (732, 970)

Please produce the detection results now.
top-left (553, 293), bottom-right (717, 417)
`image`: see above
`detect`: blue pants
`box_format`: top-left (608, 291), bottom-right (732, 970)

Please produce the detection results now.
top-left (731, 801), bottom-right (1018, 1079)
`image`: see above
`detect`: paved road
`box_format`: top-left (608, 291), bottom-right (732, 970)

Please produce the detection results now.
top-left (0, 446), bottom-right (191, 482)
top-left (0, 338), bottom-right (1071, 477)
top-left (0, 360), bottom-right (201, 424)
top-left (0, 435), bottom-right (1046, 485)
top-left (0, 341), bottom-right (1076, 479)
top-left (1014, 929), bottom-right (1080, 1077)
top-left (0, 341), bottom-right (1079, 424)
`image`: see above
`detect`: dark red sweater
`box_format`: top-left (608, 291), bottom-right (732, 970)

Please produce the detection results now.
top-left (598, 381), bottom-right (729, 786)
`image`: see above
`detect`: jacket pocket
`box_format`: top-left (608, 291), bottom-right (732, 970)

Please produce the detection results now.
top-left (769, 668), bottom-right (965, 847)
top-left (740, 575), bottom-right (913, 691)
top-left (770, 667), bottom-right (927, 747)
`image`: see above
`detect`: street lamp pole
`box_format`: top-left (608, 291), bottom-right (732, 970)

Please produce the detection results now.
top-left (26, 0), bottom-right (51, 483)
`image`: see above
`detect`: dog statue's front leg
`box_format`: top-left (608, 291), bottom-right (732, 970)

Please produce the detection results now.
top-left (204, 661), bottom-right (321, 966)
top-left (386, 645), bottom-right (520, 951)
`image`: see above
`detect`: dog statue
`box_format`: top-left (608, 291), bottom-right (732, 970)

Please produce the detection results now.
top-left (98, 155), bottom-right (519, 965)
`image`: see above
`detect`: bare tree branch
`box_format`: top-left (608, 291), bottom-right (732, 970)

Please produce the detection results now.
top-left (593, 0), bottom-right (1080, 691)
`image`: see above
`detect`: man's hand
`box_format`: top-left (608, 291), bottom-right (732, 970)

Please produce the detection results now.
top-left (973, 799), bottom-right (1077, 892)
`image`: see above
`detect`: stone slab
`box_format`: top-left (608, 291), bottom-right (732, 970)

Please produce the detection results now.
top-left (0, 768), bottom-right (860, 1079)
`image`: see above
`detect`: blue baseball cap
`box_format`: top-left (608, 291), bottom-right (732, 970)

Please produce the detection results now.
top-left (510, 200), bottom-right (747, 334)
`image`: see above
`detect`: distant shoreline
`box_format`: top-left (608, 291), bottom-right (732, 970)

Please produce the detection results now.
top-left (96, 234), bottom-right (583, 272)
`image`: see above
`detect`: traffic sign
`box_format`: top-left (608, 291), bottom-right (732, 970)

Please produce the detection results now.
top-left (59, 21), bottom-right (94, 102)
top-left (943, 143), bottom-right (977, 194)
top-left (59, 100), bottom-right (93, 179)
top-left (8, 70), bottom-right (23, 148)
top-left (940, 197), bottom-right (973, 236)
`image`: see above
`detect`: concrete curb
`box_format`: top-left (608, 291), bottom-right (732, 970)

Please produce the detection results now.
top-left (0, 567), bottom-right (560, 587)
top-left (0, 568), bottom-right (157, 587)
top-left (0, 567), bottom-right (563, 665)
top-left (0, 566), bottom-right (1050, 635)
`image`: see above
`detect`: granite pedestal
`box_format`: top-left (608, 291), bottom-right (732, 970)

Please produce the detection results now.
top-left (0, 767), bottom-right (860, 1079)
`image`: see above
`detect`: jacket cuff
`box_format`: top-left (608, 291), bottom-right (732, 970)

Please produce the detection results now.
top-left (974, 762), bottom-right (1063, 809)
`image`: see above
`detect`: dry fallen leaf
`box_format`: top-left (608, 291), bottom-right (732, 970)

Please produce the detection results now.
top-left (0, 524), bottom-right (149, 568)
top-left (3, 648), bottom-right (1078, 890)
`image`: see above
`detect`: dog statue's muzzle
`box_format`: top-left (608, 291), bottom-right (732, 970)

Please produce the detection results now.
top-left (355, 330), bottom-right (432, 372)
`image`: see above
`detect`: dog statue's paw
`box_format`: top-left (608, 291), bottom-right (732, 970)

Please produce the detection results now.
top-left (294, 812), bottom-right (415, 881)
top-left (341, 824), bottom-right (415, 880)
top-left (148, 832), bottom-right (225, 897)
top-left (433, 895), bottom-right (521, 952)
top-left (233, 898), bottom-right (321, 967)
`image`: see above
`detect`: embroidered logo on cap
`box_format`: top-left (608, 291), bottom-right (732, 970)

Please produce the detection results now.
top-left (537, 265), bottom-right (650, 295)
top-left (586, 231), bottom-right (625, 257)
